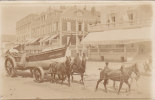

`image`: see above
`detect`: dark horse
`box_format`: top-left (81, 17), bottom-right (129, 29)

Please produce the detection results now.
top-left (71, 55), bottom-right (86, 84)
top-left (49, 56), bottom-right (72, 86)
top-left (95, 63), bottom-right (140, 94)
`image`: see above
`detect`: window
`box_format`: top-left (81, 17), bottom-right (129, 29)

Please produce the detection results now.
top-left (109, 13), bottom-right (116, 23)
top-left (116, 44), bottom-right (124, 48)
top-left (53, 23), bottom-right (56, 31)
top-left (77, 12), bottom-right (82, 17)
top-left (128, 13), bottom-right (134, 21)
top-left (111, 16), bottom-right (115, 23)
top-left (67, 22), bottom-right (71, 31)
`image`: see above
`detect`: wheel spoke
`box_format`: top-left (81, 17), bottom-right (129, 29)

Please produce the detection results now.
top-left (6, 61), bottom-right (13, 76)
top-left (34, 69), bottom-right (41, 82)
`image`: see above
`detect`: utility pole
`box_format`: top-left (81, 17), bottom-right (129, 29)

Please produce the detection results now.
top-left (82, 19), bottom-right (85, 54)
top-left (76, 18), bottom-right (79, 53)
top-left (59, 17), bottom-right (62, 46)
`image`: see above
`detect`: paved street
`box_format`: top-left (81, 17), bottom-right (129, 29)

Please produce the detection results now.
top-left (0, 57), bottom-right (152, 99)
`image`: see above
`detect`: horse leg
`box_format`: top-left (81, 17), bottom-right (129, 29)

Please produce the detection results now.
top-left (53, 73), bottom-right (56, 83)
top-left (125, 80), bottom-right (130, 92)
top-left (113, 81), bottom-right (116, 90)
top-left (118, 81), bottom-right (123, 95)
top-left (81, 73), bottom-right (84, 84)
top-left (62, 74), bottom-right (66, 83)
top-left (71, 72), bottom-right (74, 82)
top-left (50, 73), bottom-right (53, 83)
top-left (95, 78), bottom-right (103, 91)
top-left (61, 74), bottom-right (64, 84)
top-left (67, 74), bottom-right (70, 86)
top-left (104, 79), bottom-right (108, 93)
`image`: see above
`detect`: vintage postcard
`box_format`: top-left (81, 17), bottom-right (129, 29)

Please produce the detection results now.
top-left (0, 1), bottom-right (154, 100)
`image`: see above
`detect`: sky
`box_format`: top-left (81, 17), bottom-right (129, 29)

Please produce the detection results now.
top-left (0, 3), bottom-right (50, 35)
top-left (0, 1), bottom-right (153, 35)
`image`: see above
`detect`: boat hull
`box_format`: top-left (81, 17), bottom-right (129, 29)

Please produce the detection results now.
top-left (27, 46), bottom-right (66, 62)
top-left (9, 46), bottom-right (67, 69)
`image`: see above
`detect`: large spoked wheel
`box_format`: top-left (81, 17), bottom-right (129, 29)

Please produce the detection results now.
top-left (5, 59), bottom-right (16, 77)
top-left (34, 67), bottom-right (44, 83)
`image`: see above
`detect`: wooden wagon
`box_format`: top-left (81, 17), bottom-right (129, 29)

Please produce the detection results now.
top-left (4, 45), bottom-right (68, 82)
top-left (4, 35), bottom-right (72, 82)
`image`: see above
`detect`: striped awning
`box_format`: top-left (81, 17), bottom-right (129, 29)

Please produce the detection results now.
top-left (45, 34), bottom-right (59, 42)
top-left (81, 27), bottom-right (151, 45)
top-left (29, 37), bottom-right (41, 44)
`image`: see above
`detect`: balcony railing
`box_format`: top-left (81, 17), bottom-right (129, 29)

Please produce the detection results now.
top-left (88, 18), bottom-right (152, 32)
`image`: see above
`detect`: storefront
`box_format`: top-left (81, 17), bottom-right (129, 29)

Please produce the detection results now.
top-left (81, 27), bottom-right (151, 62)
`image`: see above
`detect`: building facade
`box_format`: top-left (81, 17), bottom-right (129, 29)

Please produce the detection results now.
top-left (16, 6), bottom-right (100, 55)
top-left (86, 4), bottom-right (152, 61)
top-left (16, 14), bottom-right (37, 44)
top-left (89, 5), bottom-right (152, 32)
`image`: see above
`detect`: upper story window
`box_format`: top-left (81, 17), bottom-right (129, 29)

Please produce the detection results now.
top-left (111, 16), bottom-right (115, 23)
top-left (108, 13), bottom-right (116, 24)
top-left (128, 13), bottom-right (134, 21)
top-left (77, 11), bottom-right (83, 17)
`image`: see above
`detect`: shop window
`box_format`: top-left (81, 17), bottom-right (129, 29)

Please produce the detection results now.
top-left (78, 23), bottom-right (82, 31)
top-left (67, 22), bottom-right (71, 31)
top-left (111, 16), bottom-right (115, 23)
top-left (70, 36), bottom-right (76, 45)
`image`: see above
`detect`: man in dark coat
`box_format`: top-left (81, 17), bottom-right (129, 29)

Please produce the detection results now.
top-left (73, 53), bottom-right (81, 70)
top-left (82, 53), bottom-right (87, 72)
top-left (100, 62), bottom-right (110, 79)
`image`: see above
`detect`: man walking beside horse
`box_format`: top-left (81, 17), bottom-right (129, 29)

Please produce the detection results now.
top-left (71, 52), bottom-right (87, 83)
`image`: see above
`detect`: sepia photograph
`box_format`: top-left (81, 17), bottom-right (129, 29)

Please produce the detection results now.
top-left (0, 1), bottom-right (154, 100)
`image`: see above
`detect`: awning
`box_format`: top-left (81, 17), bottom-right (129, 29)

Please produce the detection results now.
top-left (29, 37), bottom-right (41, 45)
top-left (25, 38), bottom-right (36, 44)
top-left (39, 36), bottom-right (50, 43)
top-left (81, 27), bottom-right (151, 45)
top-left (45, 34), bottom-right (59, 42)
top-left (13, 45), bottom-right (20, 49)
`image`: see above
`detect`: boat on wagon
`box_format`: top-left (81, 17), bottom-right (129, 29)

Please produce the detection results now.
top-left (4, 35), bottom-right (72, 82)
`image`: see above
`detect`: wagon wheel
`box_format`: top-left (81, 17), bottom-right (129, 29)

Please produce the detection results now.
top-left (5, 59), bottom-right (16, 77)
top-left (34, 67), bottom-right (44, 83)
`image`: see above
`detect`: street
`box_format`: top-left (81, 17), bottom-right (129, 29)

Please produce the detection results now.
top-left (0, 58), bottom-right (152, 99)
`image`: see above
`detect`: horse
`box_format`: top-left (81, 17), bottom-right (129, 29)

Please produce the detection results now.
top-left (70, 56), bottom-right (86, 84)
top-left (49, 56), bottom-right (72, 86)
top-left (95, 63), bottom-right (140, 94)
